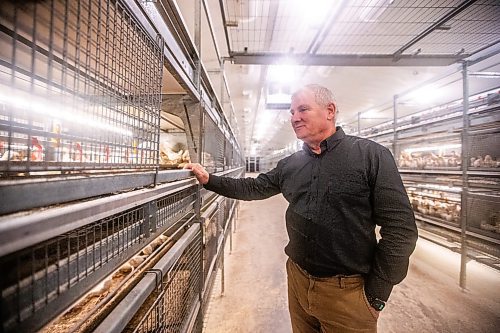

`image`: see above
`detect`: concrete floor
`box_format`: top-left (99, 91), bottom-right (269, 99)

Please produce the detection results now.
top-left (203, 193), bottom-right (500, 333)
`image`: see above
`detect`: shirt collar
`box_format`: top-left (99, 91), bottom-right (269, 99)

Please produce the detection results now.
top-left (303, 126), bottom-right (345, 155)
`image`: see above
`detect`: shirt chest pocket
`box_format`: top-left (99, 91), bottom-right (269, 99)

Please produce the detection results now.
top-left (327, 175), bottom-right (370, 198)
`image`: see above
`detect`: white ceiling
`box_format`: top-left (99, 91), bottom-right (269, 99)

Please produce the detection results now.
top-left (171, 0), bottom-right (500, 156)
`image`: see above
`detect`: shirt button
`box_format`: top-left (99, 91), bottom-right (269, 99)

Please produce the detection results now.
top-left (313, 176), bottom-right (317, 179)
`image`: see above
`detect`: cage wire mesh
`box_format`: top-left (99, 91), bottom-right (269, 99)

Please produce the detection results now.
top-left (203, 210), bottom-right (221, 280)
top-left (0, 204), bottom-right (145, 332)
top-left (0, 0), bottom-right (163, 175)
top-left (222, 198), bottom-right (232, 231)
top-left (396, 134), bottom-right (462, 171)
top-left (468, 131), bottom-right (500, 170)
top-left (156, 186), bottom-right (198, 230)
top-left (224, 137), bottom-right (233, 170)
top-left (131, 230), bottom-right (202, 333)
top-left (0, 184), bottom-right (197, 332)
top-left (467, 195), bottom-right (500, 239)
top-left (203, 114), bottom-right (224, 173)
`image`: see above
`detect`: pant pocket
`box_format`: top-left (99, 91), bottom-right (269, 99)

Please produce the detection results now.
top-left (361, 287), bottom-right (380, 321)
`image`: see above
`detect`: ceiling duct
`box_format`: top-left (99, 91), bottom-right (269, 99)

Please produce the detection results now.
top-left (265, 82), bottom-right (291, 110)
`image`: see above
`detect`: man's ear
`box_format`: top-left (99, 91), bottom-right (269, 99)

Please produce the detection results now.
top-left (326, 103), bottom-right (336, 120)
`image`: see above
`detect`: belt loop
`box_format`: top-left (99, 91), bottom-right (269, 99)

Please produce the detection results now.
top-left (339, 276), bottom-right (345, 289)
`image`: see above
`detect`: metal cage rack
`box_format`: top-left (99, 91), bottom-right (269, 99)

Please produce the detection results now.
top-left (0, 180), bottom-right (198, 332)
top-left (0, 0), bottom-right (163, 174)
top-left (127, 228), bottom-right (203, 333)
top-left (0, 0), bottom-right (245, 332)
top-left (352, 58), bottom-right (500, 277)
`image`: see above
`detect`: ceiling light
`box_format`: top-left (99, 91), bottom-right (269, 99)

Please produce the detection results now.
top-left (360, 109), bottom-right (380, 119)
top-left (265, 82), bottom-right (292, 110)
top-left (405, 85), bottom-right (442, 105)
top-left (291, 0), bottom-right (334, 28)
top-left (267, 64), bottom-right (299, 84)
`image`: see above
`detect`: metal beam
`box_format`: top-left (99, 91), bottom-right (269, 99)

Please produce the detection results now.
top-left (230, 53), bottom-right (468, 66)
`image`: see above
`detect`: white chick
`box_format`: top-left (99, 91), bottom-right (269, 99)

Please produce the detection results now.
top-left (128, 255), bottom-right (146, 268)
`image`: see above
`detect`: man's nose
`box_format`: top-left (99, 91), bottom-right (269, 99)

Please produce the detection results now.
top-left (291, 112), bottom-right (300, 123)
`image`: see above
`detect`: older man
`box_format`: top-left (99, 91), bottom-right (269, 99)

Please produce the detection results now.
top-left (185, 84), bottom-right (417, 333)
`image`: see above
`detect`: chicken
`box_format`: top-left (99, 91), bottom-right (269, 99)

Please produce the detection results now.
top-left (1, 150), bottom-right (22, 161)
top-left (117, 262), bottom-right (133, 274)
top-left (31, 137), bottom-right (44, 161)
top-left (473, 156), bottom-right (484, 168)
top-left (484, 155), bottom-right (494, 167)
top-left (87, 279), bottom-right (112, 298)
top-left (128, 255), bottom-right (146, 268)
top-left (142, 245), bottom-right (153, 256)
top-left (159, 141), bottom-right (191, 167)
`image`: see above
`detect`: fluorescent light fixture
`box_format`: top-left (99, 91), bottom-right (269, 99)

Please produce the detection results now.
top-left (405, 85), bottom-right (442, 105)
top-left (360, 109), bottom-right (379, 119)
top-left (404, 144), bottom-right (461, 154)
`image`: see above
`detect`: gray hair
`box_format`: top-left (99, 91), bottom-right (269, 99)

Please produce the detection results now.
top-left (293, 84), bottom-right (338, 112)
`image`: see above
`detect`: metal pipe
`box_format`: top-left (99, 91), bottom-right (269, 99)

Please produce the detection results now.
top-left (459, 61), bottom-right (470, 289)
top-left (393, 94), bottom-right (398, 155)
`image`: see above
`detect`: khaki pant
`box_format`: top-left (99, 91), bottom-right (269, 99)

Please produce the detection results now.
top-left (287, 259), bottom-right (379, 333)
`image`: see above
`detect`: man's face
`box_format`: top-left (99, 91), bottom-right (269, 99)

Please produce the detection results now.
top-left (290, 89), bottom-right (335, 146)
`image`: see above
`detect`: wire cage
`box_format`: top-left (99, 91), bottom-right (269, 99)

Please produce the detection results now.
top-left (203, 114), bottom-right (224, 173)
top-left (467, 131), bottom-right (500, 170)
top-left (130, 230), bottom-right (202, 333)
top-left (222, 197), bottom-right (234, 231)
top-left (405, 181), bottom-right (462, 227)
top-left (0, 184), bottom-right (197, 333)
top-left (395, 134), bottom-right (462, 171)
top-left (0, 0), bottom-right (163, 175)
top-left (203, 207), bottom-right (222, 280)
top-left (466, 193), bottom-right (500, 240)
top-left (224, 137), bottom-right (233, 170)
top-left (1, 205), bottom-right (145, 333)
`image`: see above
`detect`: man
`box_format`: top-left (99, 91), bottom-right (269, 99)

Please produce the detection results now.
top-left (185, 84), bottom-right (417, 332)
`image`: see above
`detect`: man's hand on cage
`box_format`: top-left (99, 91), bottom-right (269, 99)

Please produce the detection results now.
top-left (184, 163), bottom-right (209, 185)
